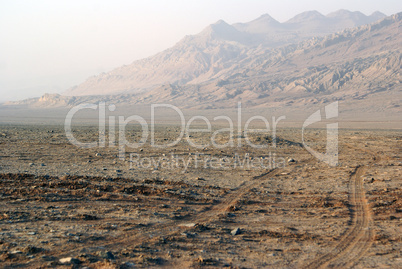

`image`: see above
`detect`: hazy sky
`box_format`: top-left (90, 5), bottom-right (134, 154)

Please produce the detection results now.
top-left (1, 0), bottom-right (401, 102)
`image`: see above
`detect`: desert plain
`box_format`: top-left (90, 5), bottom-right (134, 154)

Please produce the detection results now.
top-left (0, 122), bottom-right (400, 268)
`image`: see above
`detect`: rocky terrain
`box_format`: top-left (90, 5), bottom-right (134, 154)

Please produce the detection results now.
top-left (0, 125), bottom-right (400, 268)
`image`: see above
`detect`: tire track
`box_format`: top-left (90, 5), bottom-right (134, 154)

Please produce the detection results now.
top-left (195, 169), bottom-right (277, 223)
top-left (101, 168), bottom-right (278, 247)
top-left (302, 163), bottom-right (375, 269)
top-left (24, 168), bottom-right (278, 267)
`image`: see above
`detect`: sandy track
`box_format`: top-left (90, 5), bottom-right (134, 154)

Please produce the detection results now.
top-left (196, 169), bottom-right (278, 222)
top-left (302, 163), bottom-right (375, 269)
top-left (23, 168), bottom-right (279, 266)
top-left (99, 169), bottom-right (279, 248)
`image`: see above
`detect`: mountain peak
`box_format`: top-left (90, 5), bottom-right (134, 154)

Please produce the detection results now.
top-left (328, 9), bottom-right (352, 15)
top-left (255, 13), bottom-right (279, 23)
top-left (371, 11), bottom-right (386, 16)
top-left (326, 9), bottom-right (387, 26)
top-left (199, 19), bottom-right (247, 43)
top-left (233, 13), bottom-right (280, 35)
top-left (286, 10), bottom-right (325, 23)
top-left (370, 11), bottom-right (387, 20)
top-left (327, 9), bottom-right (365, 18)
top-left (212, 19), bottom-right (229, 27)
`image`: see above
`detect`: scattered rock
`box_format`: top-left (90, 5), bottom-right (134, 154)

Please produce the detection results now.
top-left (81, 214), bottom-right (98, 221)
top-left (106, 251), bottom-right (115, 260)
top-left (59, 257), bottom-right (81, 264)
top-left (121, 262), bottom-right (136, 268)
top-left (227, 205), bottom-right (238, 212)
top-left (96, 250), bottom-right (115, 260)
top-left (181, 232), bottom-right (196, 238)
top-left (195, 256), bottom-right (217, 265)
top-left (145, 257), bottom-right (164, 264)
top-left (179, 223), bottom-right (197, 228)
top-left (0, 253), bottom-right (12, 261)
top-left (41, 255), bottom-right (56, 261)
top-left (231, 228), bottom-right (241, 236)
top-left (288, 158), bottom-right (296, 163)
top-left (23, 245), bottom-right (42, 254)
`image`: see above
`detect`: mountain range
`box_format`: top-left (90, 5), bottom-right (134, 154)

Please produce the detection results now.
top-left (6, 10), bottom-right (401, 116)
top-left (63, 9), bottom-right (387, 96)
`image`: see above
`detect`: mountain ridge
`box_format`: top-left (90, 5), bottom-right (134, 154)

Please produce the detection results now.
top-left (8, 12), bottom-right (401, 117)
top-left (63, 9), bottom-right (388, 97)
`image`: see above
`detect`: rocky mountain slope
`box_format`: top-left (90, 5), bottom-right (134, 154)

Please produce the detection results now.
top-left (8, 12), bottom-right (400, 115)
top-left (62, 10), bottom-right (386, 96)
